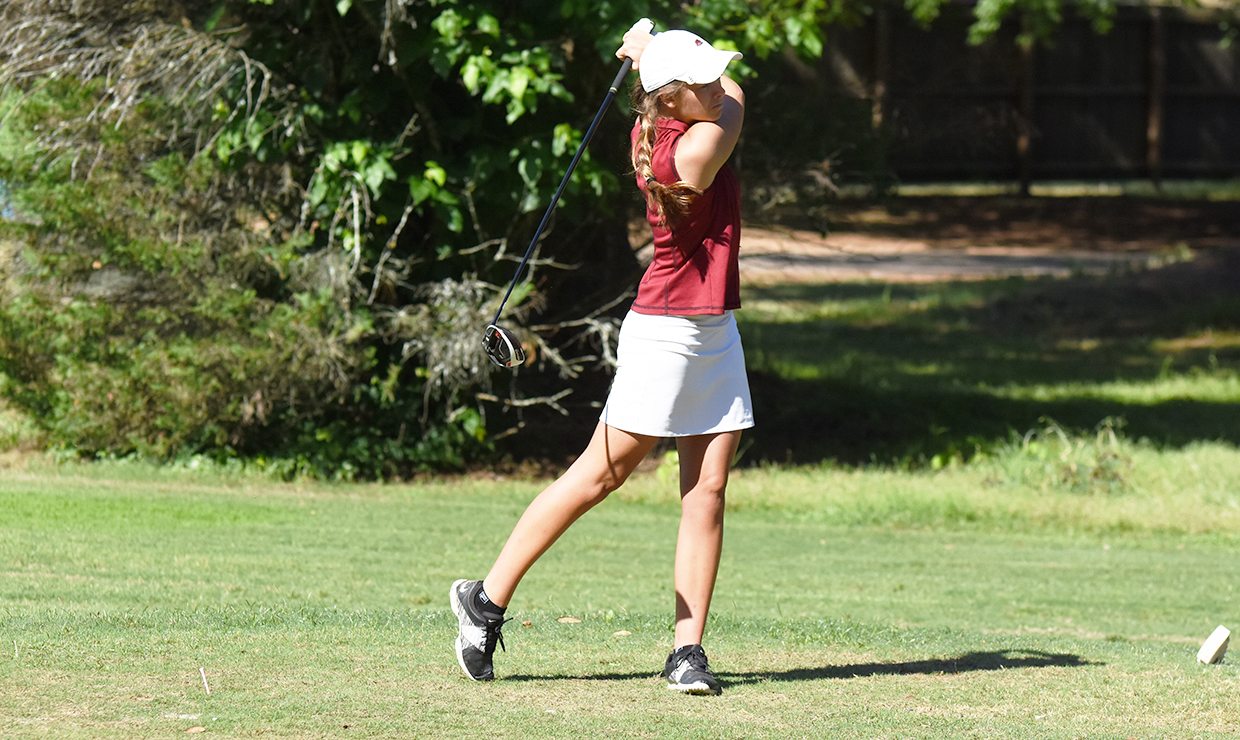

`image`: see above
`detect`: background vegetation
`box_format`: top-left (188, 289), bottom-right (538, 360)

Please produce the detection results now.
top-left (4, 0), bottom-right (1211, 478)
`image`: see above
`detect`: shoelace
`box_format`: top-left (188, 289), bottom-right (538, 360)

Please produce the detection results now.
top-left (482, 617), bottom-right (512, 656)
top-left (675, 646), bottom-right (711, 674)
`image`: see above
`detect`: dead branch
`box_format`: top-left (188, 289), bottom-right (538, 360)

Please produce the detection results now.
top-left (476, 389), bottom-right (572, 416)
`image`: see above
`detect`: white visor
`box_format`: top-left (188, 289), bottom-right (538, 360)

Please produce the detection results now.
top-left (639, 30), bottom-right (743, 93)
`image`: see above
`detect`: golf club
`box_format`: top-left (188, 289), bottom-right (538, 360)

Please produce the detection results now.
top-left (484, 18), bottom-right (655, 369)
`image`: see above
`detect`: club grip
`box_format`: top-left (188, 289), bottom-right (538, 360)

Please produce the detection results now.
top-left (609, 57), bottom-right (634, 92)
top-left (629, 17), bottom-right (655, 35)
top-left (610, 18), bottom-right (654, 92)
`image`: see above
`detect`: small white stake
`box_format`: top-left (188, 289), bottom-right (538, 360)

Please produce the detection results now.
top-left (1197, 625), bottom-right (1230, 665)
top-left (199, 667), bottom-right (211, 694)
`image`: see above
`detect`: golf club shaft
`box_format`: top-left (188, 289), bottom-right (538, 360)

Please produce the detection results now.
top-left (490, 52), bottom-right (642, 325)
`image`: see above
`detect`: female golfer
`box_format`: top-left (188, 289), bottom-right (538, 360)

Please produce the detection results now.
top-left (451, 24), bottom-right (749, 696)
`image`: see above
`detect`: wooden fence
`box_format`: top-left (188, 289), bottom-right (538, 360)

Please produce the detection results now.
top-left (808, 4), bottom-right (1240, 184)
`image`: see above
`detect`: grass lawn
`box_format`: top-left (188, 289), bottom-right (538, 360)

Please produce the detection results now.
top-left (4, 195), bottom-right (1240, 737)
top-left (737, 256), bottom-right (1240, 467)
top-left (2, 459), bottom-right (1238, 739)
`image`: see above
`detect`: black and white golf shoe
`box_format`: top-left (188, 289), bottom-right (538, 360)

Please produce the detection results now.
top-left (663, 644), bottom-right (722, 695)
top-left (449, 579), bottom-right (509, 681)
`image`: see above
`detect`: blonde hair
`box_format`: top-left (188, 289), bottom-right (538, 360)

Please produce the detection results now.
top-left (630, 82), bottom-right (701, 227)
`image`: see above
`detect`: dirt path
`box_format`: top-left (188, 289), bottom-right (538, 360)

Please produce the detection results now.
top-left (739, 195), bottom-right (1240, 284)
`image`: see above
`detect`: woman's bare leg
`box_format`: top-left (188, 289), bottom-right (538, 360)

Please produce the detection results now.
top-left (482, 422), bottom-right (658, 607)
top-left (672, 430), bottom-right (741, 648)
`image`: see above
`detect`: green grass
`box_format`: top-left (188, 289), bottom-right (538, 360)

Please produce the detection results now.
top-left (5, 200), bottom-right (1240, 736)
top-left (736, 252), bottom-right (1240, 467)
top-left (3, 462), bottom-right (1239, 738)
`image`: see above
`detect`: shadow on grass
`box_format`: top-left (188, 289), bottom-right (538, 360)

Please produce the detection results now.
top-left (499, 245), bottom-right (1240, 469)
top-left (746, 372), bottom-right (1240, 466)
top-left (717, 649), bottom-right (1100, 686)
top-left (501, 649), bottom-right (1098, 685)
top-left (739, 248), bottom-right (1240, 466)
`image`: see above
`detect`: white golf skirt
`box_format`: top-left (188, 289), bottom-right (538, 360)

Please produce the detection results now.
top-left (600, 310), bottom-right (754, 437)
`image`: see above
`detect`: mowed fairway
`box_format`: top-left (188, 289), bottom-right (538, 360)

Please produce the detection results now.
top-left (2, 461), bottom-right (1238, 739)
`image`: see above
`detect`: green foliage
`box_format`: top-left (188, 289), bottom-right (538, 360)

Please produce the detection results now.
top-left (687, 0), bottom-right (842, 59)
top-left (0, 0), bottom-right (1144, 476)
top-left (982, 417), bottom-right (1135, 494)
top-left (905, 0), bottom-right (1119, 45)
top-left (0, 78), bottom-right (491, 474)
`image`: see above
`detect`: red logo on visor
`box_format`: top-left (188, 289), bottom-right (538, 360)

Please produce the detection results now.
top-left (695, 39), bottom-right (703, 46)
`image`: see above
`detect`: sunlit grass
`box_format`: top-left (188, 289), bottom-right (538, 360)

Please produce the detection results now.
top-left (991, 372), bottom-right (1240, 404)
top-left (742, 283), bottom-right (975, 325)
top-left (738, 262), bottom-right (1240, 466)
top-left (3, 466), bottom-right (1239, 738)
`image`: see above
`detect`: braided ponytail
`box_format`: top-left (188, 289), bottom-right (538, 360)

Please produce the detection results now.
top-left (630, 82), bottom-right (700, 227)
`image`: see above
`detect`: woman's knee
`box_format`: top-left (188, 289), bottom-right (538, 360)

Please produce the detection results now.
top-left (681, 481), bottom-right (726, 518)
top-left (679, 461), bottom-right (731, 501)
top-left (569, 424), bottom-right (653, 502)
top-left (557, 462), bottom-right (629, 508)
top-left (586, 474), bottom-right (624, 505)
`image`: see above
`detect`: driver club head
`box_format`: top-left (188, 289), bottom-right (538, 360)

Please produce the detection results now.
top-left (483, 324), bottom-right (526, 368)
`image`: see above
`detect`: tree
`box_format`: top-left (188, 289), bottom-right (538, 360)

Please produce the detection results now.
top-left (0, 0), bottom-right (1145, 476)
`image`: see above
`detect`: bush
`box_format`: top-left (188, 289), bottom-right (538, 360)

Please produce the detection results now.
top-left (978, 417), bottom-right (1136, 495)
top-left (0, 80), bottom-right (494, 476)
